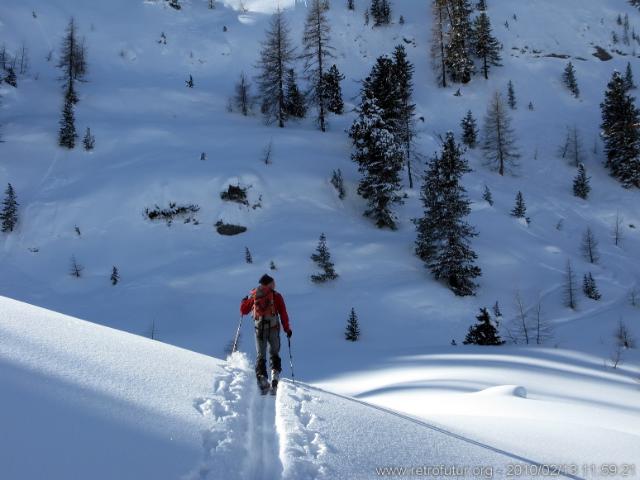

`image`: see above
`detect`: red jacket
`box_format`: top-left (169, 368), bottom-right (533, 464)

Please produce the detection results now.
top-left (240, 290), bottom-right (291, 332)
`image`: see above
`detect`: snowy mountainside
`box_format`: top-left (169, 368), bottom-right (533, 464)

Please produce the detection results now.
top-left (0, 0), bottom-right (640, 474)
top-left (1, 295), bottom-right (571, 479)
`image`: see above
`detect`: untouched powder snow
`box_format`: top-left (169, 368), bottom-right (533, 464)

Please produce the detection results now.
top-left (0, 295), bottom-right (249, 480)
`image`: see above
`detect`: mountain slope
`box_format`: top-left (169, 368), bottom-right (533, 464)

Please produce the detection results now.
top-left (0, 0), bottom-right (639, 472)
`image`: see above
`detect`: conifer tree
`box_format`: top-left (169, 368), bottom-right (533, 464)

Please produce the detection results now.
top-left (348, 0), bottom-right (355, 10)
top-left (431, 0), bottom-right (449, 88)
top-left (482, 184), bottom-right (493, 206)
top-left (58, 85), bottom-right (77, 149)
top-left (573, 163), bottom-right (591, 199)
top-left (624, 61), bottom-right (636, 91)
top-left (245, 247), bottom-right (253, 264)
top-left (446, 0), bottom-right (474, 84)
top-left (461, 110), bottom-right (478, 148)
top-left (301, 0), bottom-right (334, 132)
top-left (323, 64), bottom-right (345, 114)
top-left (284, 68), bottom-right (306, 118)
top-left (564, 260), bottom-right (577, 310)
top-left (392, 45), bottom-right (417, 188)
top-left (311, 233), bottom-right (339, 282)
top-left (476, 0), bottom-right (486, 11)
top-left (463, 308), bottom-right (504, 345)
top-left (370, 0), bottom-right (391, 26)
top-left (600, 70), bottom-right (640, 187)
top-left (185, 74), bottom-right (194, 88)
top-left (349, 92), bottom-right (403, 229)
top-left (57, 18), bottom-right (87, 84)
top-left (111, 266), bottom-right (120, 286)
top-left (234, 71), bottom-right (253, 116)
top-left (83, 127), bottom-right (95, 151)
top-left (345, 308), bottom-right (361, 341)
top-left (331, 169), bottom-right (346, 199)
top-left (583, 272), bottom-right (601, 300)
top-left (414, 132), bottom-right (481, 296)
top-left (507, 80), bottom-right (517, 109)
top-left (482, 92), bottom-right (520, 175)
top-left (511, 191), bottom-right (526, 218)
top-left (559, 126), bottom-right (584, 167)
top-left (581, 227), bottom-right (600, 264)
top-left (69, 255), bottom-right (83, 278)
top-left (0, 183), bottom-right (19, 233)
top-left (256, 9), bottom-right (296, 128)
top-left (562, 61), bottom-right (580, 98)
top-left (472, 11), bottom-right (501, 80)
top-left (4, 67), bottom-right (17, 88)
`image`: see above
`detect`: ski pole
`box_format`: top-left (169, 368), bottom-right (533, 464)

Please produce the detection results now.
top-left (287, 336), bottom-right (295, 384)
top-left (232, 315), bottom-right (244, 353)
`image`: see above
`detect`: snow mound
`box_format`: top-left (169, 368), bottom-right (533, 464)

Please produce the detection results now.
top-left (475, 385), bottom-right (528, 398)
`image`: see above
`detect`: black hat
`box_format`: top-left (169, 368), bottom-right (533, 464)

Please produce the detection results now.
top-left (259, 274), bottom-right (274, 286)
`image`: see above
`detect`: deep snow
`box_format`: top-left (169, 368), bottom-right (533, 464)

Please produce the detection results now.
top-left (1, 0), bottom-right (640, 476)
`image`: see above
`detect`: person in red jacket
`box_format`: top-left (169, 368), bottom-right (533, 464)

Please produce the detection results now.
top-left (240, 274), bottom-right (292, 391)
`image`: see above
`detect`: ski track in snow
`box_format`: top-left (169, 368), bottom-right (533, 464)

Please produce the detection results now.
top-left (187, 352), bottom-right (254, 480)
top-left (188, 351), bottom-right (286, 480)
top-left (277, 381), bottom-right (330, 480)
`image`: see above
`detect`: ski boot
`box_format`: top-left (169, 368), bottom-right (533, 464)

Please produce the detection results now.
top-left (270, 370), bottom-right (280, 395)
top-left (257, 375), bottom-right (270, 395)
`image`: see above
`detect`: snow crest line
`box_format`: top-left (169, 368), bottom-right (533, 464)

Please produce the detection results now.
top-left (283, 380), bottom-right (585, 480)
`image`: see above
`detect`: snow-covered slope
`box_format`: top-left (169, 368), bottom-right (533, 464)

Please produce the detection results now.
top-left (1, 0), bottom-right (640, 474)
top-left (1, 295), bottom-right (578, 480)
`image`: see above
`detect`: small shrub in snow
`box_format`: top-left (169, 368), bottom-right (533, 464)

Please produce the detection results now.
top-left (144, 202), bottom-right (200, 226)
top-left (245, 247), bottom-right (253, 264)
top-left (220, 185), bottom-right (249, 206)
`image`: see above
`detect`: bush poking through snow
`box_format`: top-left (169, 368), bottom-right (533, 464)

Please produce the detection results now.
top-left (144, 202), bottom-right (199, 226)
top-left (220, 185), bottom-right (249, 205)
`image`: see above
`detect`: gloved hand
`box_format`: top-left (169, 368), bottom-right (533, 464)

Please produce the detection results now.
top-left (285, 329), bottom-right (293, 339)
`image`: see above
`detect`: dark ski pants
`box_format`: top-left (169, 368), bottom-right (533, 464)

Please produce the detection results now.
top-left (255, 321), bottom-right (281, 379)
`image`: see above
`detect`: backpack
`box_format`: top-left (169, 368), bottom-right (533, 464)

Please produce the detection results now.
top-left (251, 285), bottom-right (276, 320)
